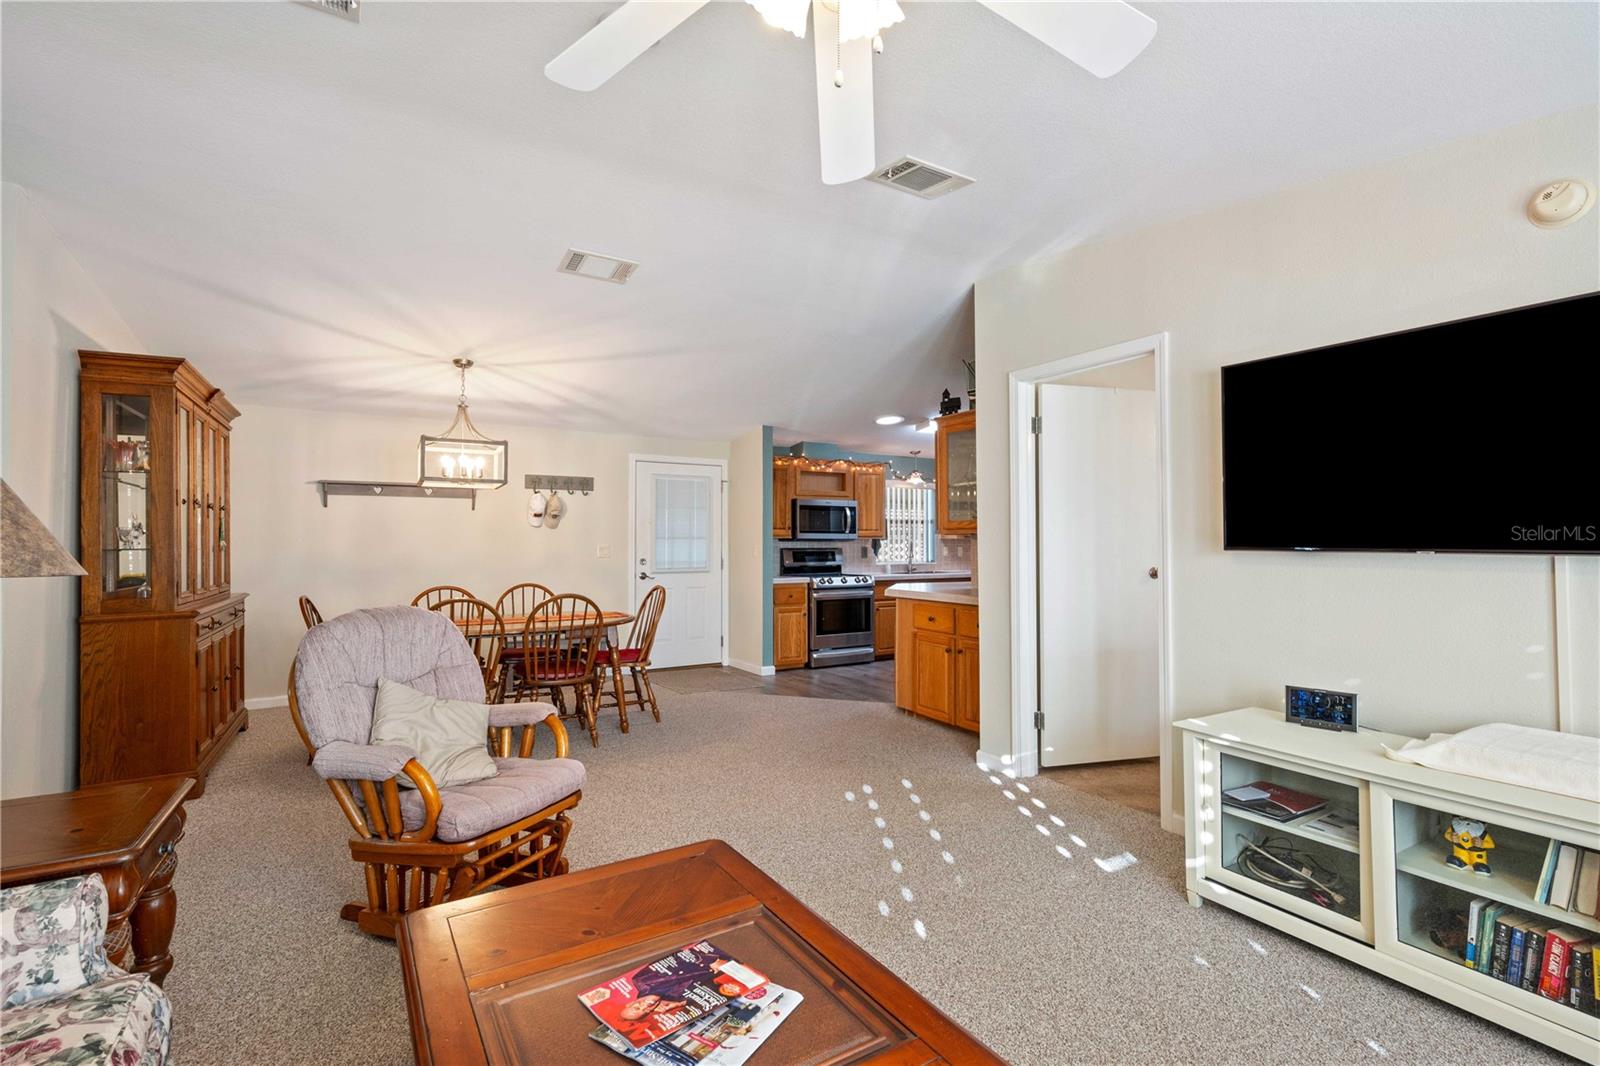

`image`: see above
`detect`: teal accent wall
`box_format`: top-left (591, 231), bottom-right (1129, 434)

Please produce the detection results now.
top-left (761, 426), bottom-right (774, 668)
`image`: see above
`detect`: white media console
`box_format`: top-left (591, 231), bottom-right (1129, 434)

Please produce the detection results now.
top-left (1179, 707), bottom-right (1600, 1060)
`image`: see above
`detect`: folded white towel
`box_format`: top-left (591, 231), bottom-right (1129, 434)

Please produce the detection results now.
top-left (1382, 722), bottom-right (1600, 803)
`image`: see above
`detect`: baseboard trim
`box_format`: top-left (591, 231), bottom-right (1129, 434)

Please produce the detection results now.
top-left (976, 747), bottom-right (1039, 778)
top-left (728, 659), bottom-right (775, 677)
top-left (244, 695), bottom-right (288, 711)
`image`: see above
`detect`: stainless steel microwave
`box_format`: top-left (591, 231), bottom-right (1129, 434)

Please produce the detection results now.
top-left (792, 497), bottom-right (858, 540)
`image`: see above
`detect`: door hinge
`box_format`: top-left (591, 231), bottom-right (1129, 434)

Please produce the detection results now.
top-left (1033, 710), bottom-right (1045, 730)
top-left (1029, 415), bottom-right (1042, 435)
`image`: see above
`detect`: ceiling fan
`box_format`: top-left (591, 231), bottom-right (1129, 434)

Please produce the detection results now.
top-left (545, 0), bottom-right (1156, 186)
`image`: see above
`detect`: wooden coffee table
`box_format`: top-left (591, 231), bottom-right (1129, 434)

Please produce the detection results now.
top-left (397, 839), bottom-right (1001, 1065)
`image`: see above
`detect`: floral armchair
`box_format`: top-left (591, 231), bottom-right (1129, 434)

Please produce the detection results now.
top-left (1, 874), bottom-right (170, 1066)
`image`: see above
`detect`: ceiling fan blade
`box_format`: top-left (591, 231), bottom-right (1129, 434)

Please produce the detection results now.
top-left (812, 0), bottom-right (875, 185)
top-left (977, 1), bottom-right (1156, 79)
top-left (545, 1), bottom-right (709, 92)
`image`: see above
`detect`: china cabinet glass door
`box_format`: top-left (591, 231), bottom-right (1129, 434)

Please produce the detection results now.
top-left (100, 394), bottom-right (153, 599)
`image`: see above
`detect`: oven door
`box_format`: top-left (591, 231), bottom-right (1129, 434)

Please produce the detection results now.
top-left (793, 498), bottom-right (858, 540)
top-left (810, 588), bottom-right (874, 649)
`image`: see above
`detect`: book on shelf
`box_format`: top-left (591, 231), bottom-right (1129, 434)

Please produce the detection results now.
top-left (1221, 781), bottom-right (1328, 822)
top-left (1520, 920), bottom-right (1554, 993)
top-left (1567, 945), bottom-right (1597, 1016)
top-left (1505, 917), bottom-right (1532, 988)
top-left (1490, 913), bottom-right (1516, 980)
top-left (1464, 897), bottom-right (1489, 969)
top-left (1533, 840), bottom-right (1600, 915)
top-left (577, 941), bottom-right (774, 1055)
top-left (1576, 851), bottom-right (1600, 918)
top-left (1299, 809), bottom-right (1359, 846)
top-left (1478, 902), bottom-right (1511, 975)
top-left (1538, 928), bottom-right (1590, 1002)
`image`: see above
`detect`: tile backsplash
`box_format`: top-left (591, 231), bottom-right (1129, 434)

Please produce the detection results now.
top-left (773, 535), bottom-right (976, 581)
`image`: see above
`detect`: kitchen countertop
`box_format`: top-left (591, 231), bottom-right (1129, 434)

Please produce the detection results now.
top-left (882, 582), bottom-right (978, 606)
top-left (773, 576), bottom-right (811, 585)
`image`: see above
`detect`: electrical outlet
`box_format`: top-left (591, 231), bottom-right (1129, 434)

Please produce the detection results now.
top-left (596, 544), bottom-right (611, 559)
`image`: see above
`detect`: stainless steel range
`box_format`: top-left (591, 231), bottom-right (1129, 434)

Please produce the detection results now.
top-left (778, 548), bottom-right (875, 668)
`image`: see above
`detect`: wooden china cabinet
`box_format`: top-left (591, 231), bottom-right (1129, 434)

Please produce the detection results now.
top-left (78, 352), bottom-right (246, 797)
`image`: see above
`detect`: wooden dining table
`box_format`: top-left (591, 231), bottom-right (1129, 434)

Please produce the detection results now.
top-left (455, 610), bottom-right (634, 638)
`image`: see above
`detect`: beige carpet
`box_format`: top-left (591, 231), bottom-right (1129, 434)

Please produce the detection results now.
top-left (166, 692), bottom-right (1567, 1065)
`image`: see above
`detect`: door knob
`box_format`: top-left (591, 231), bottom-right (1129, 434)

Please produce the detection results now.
top-left (1148, 566), bottom-right (1159, 579)
top-left (639, 572), bottom-right (654, 581)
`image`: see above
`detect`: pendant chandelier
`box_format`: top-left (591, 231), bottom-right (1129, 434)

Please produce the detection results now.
top-left (417, 358), bottom-right (508, 489)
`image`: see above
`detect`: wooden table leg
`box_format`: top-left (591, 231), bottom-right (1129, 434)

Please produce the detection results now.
top-left (131, 809), bottom-right (184, 985)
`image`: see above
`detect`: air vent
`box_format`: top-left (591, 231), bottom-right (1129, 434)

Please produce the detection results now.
top-left (299, 0), bottom-right (360, 22)
top-left (557, 249), bottom-right (639, 285)
top-left (868, 156), bottom-right (975, 199)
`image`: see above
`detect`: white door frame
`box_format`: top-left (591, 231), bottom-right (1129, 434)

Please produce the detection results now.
top-left (627, 454), bottom-right (731, 668)
top-left (1008, 333), bottom-right (1178, 833)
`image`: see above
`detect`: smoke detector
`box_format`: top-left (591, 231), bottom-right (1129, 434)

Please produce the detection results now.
top-left (1527, 179), bottom-right (1595, 229)
top-left (868, 156), bottom-right (975, 199)
top-left (299, 0), bottom-right (359, 22)
top-left (557, 248), bottom-right (639, 284)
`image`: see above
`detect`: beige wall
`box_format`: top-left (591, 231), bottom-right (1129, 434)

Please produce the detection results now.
top-left (726, 426), bottom-right (767, 672)
top-left (232, 403), bottom-right (730, 704)
top-left (1, 183), bottom-right (146, 798)
top-left (974, 107), bottom-right (1600, 822)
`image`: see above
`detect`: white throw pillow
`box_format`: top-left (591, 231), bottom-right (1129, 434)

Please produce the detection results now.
top-left (370, 677), bottom-right (498, 789)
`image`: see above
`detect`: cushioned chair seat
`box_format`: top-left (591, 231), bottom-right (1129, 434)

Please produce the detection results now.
top-left (399, 756), bottom-right (586, 843)
top-left (0, 972), bottom-right (171, 1066)
top-left (605, 647), bottom-right (645, 664)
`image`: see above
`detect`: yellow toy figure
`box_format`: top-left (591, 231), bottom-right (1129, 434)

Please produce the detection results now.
top-left (1445, 817), bottom-right (1495, 875)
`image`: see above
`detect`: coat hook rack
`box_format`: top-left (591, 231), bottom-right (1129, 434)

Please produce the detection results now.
top-left (524, 474), bottom-right (594, 496)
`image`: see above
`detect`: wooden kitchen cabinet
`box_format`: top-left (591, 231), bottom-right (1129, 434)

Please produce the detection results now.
top-left (874, 600), bottom-right (897, 659)
top-left (772, 458), bottom-right (796, 539)
top-left (795, 462), bottom-right (854, 499)
top-left (934, 410), bottom-right (977, 535)
top-left (773, 582), bottom-right (809, 670)
top-left (895, 598), bottom-right (978, 733)
top-left (78, 351), bottom-right (246, 797)
top-left (853, 463), bottom-right (887, 539)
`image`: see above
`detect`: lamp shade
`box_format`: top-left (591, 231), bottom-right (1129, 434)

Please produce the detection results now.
top-left (1, 480), bottom-right (86, 578)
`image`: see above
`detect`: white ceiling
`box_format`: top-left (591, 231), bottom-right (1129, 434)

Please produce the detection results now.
top-left (4, 2), bottom-right (1594, 454)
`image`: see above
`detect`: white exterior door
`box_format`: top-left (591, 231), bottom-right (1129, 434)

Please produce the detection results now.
top-left (1037, 381), bottom-right (1161, 766)
top-left (633, 459), bottom-right (724, 669)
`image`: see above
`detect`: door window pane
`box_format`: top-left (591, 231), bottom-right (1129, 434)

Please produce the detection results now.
top-left (654, 474), bottom-right (710, 573)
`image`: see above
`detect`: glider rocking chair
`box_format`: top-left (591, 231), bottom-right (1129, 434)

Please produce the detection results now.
top-left (288, 605), bottom-right (584, 939)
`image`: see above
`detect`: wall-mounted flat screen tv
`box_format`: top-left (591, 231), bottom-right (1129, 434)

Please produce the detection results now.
top-left (1222, 293), bottom-right (1598, 554)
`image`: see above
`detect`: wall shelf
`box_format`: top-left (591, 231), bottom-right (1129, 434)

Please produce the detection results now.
top-left (317, 480), bottom-right (477, 509)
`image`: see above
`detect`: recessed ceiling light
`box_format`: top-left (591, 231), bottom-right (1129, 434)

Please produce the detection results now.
top-left (914, 420), bottom-right (937, 434)
top-left (875, 415), bottom-right (905, 426)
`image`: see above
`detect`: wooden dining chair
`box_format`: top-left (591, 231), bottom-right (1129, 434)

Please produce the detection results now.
top-left (494, 583), bottom-right (555, 705)
top-left (425, 596), bottom-right (506, 702)
top-left (411, 585), bottom-right (476, 611)
top-left (299, 595), bottom-right (324, 629)
top-left (597, 584), bottom-right (667, 731)
top-left (513, 594), bottom-right (605, 747)
top-left (495, 582), bottom-right (555, 622)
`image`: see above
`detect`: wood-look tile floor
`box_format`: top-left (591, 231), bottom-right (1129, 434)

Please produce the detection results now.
top-left (650, 661), bottom-right (895, 703)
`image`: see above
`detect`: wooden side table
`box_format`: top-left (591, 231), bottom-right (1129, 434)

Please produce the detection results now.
top-left (0, 775), bottom-right (192, 985)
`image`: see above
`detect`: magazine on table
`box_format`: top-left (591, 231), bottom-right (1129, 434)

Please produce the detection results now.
top-left (578, 940), bottom-right (769, 1051)
top-left (589, 982), bottom-right (803, 1066)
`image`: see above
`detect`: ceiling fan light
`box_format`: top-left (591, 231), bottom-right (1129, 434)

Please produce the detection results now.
top-left (838, 0), bottom-right (903, 44)
top-left (746, 0), bottom-right (809, 38)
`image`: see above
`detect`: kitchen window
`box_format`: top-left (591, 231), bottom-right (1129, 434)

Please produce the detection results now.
top-left (880, 479), bottom-right (936, 564)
